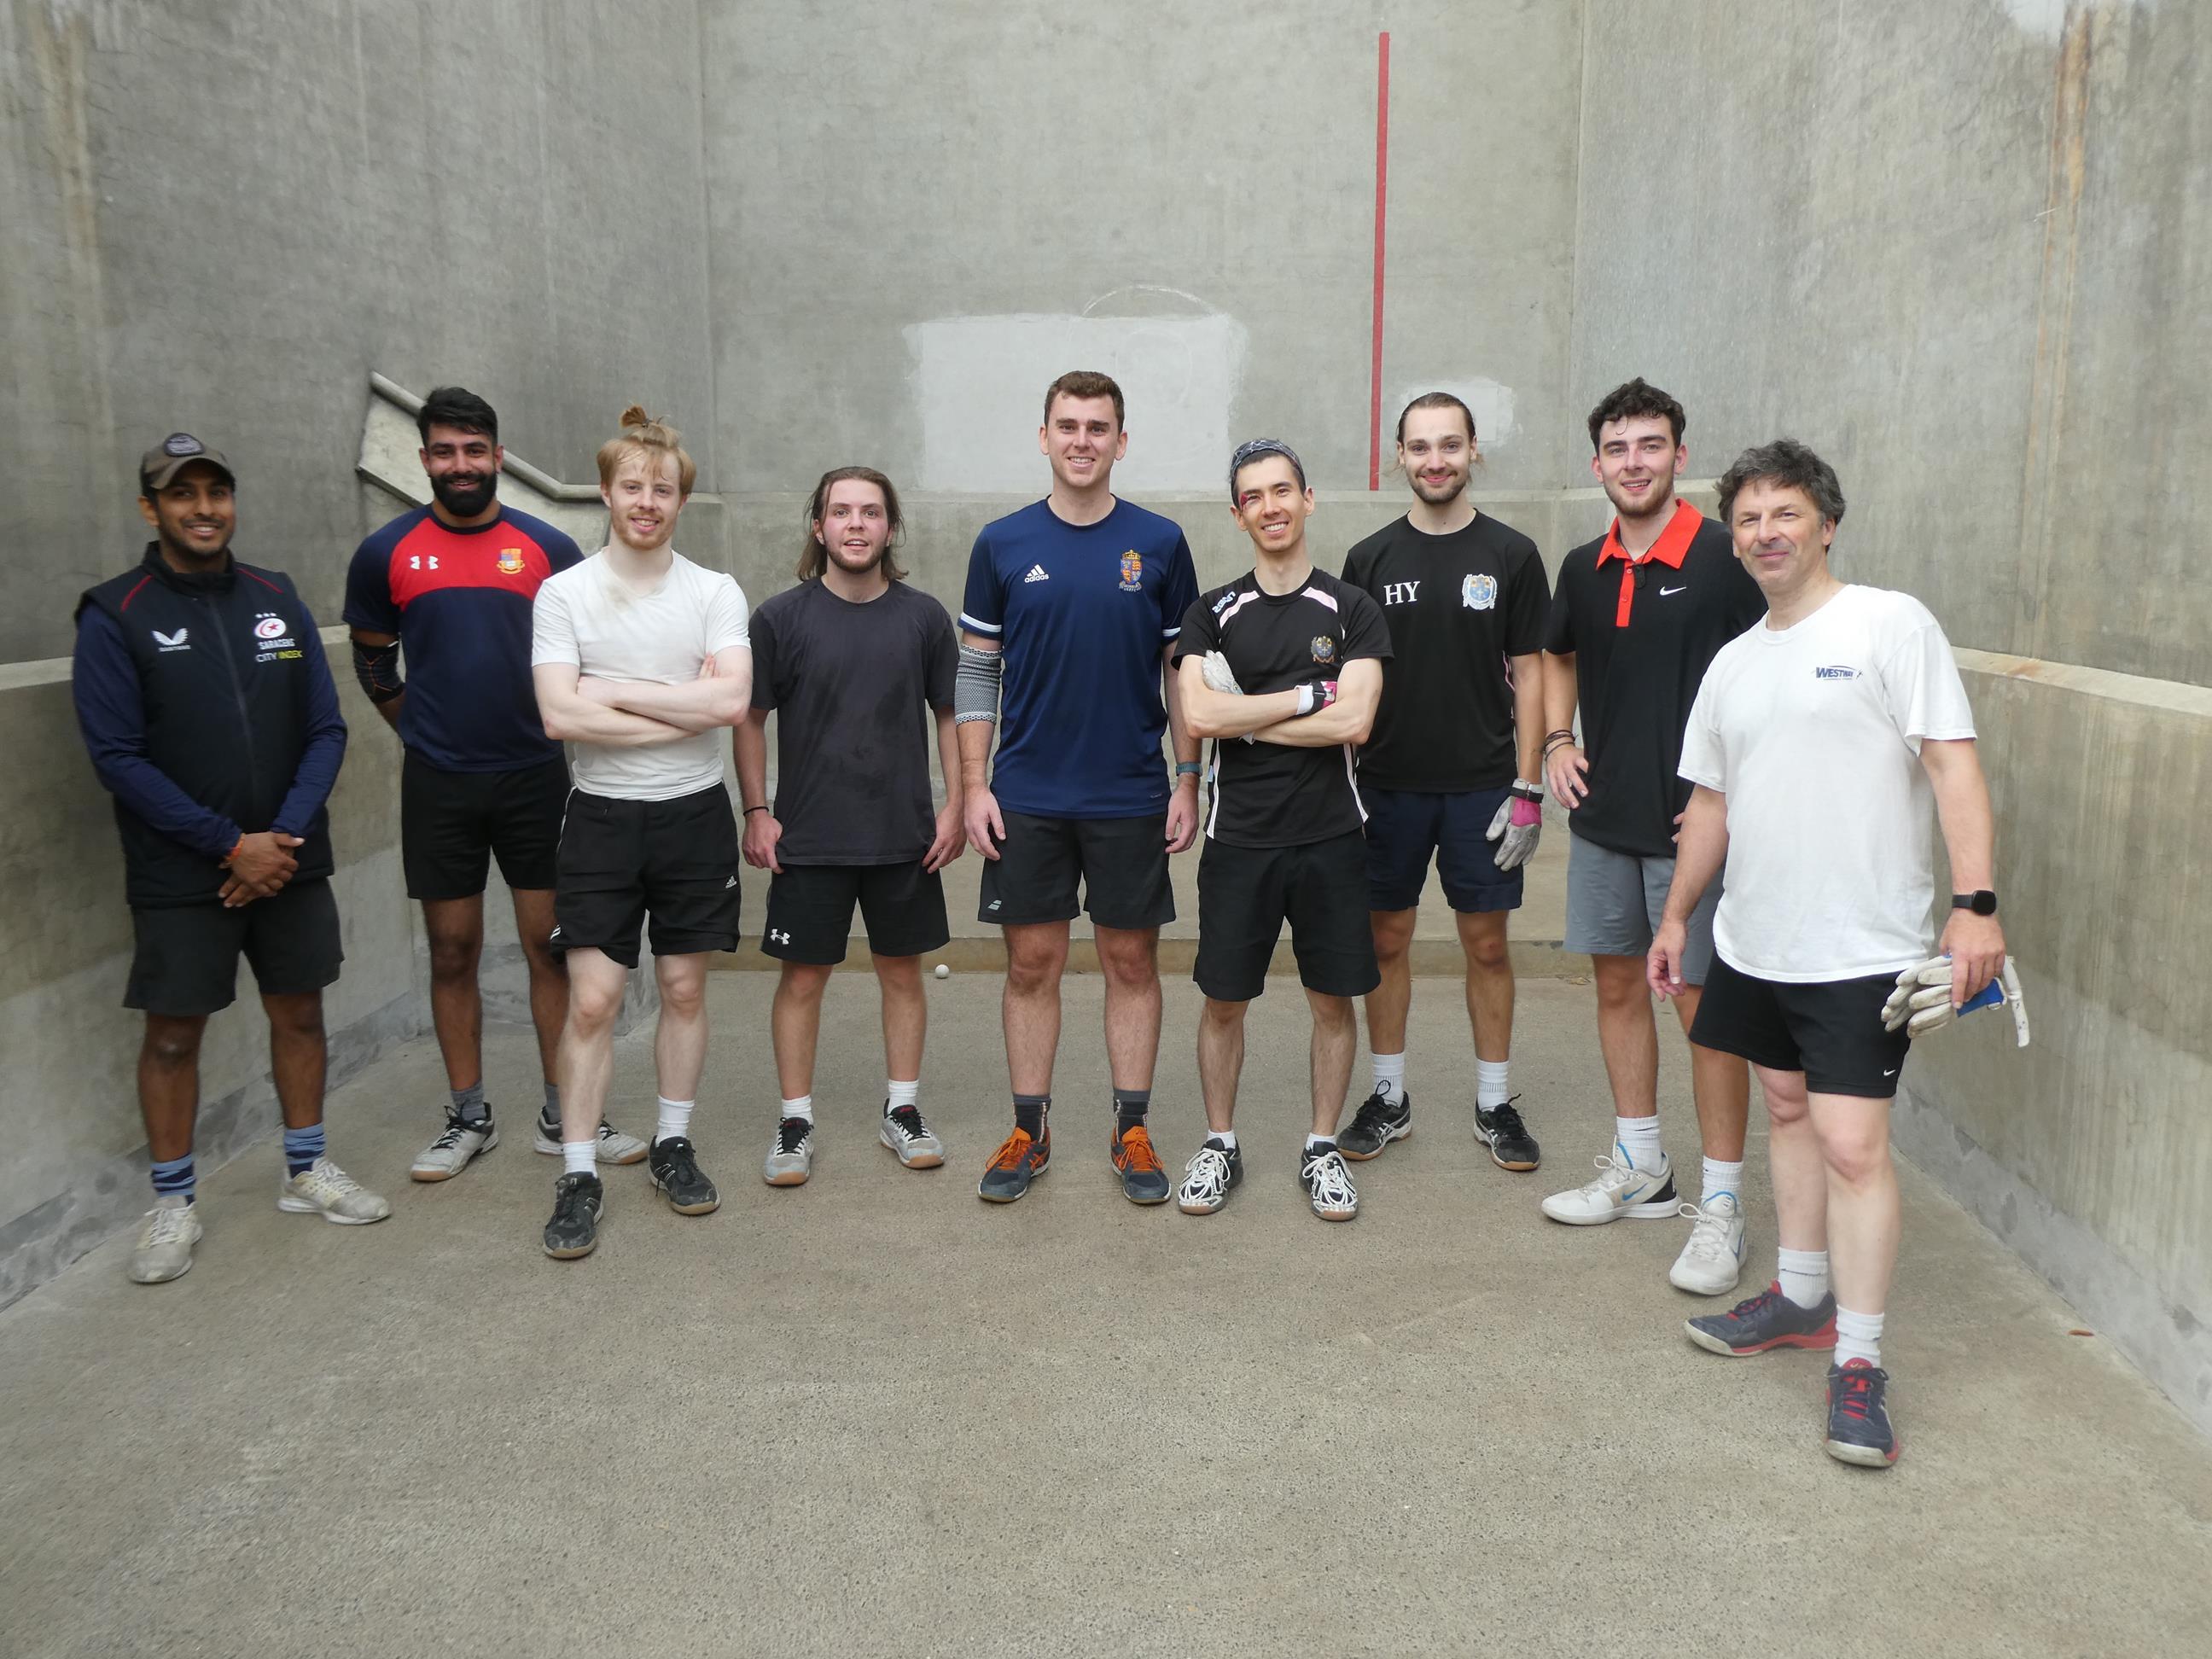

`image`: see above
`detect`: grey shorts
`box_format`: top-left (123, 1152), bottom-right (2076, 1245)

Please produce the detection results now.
top-left (1563, 833), bottom-right (1720, 986)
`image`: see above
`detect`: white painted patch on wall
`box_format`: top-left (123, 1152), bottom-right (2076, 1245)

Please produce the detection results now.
top-left (1390, 378), bottom-right (1516, 453)
top-left (906, 311), bottom-right (1249, 492)
top-left (1999, 0), bottom-right (2149, 45)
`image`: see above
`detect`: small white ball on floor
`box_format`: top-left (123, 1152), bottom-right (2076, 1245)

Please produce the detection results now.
top-left (934, 963), bottom-right (950, 980)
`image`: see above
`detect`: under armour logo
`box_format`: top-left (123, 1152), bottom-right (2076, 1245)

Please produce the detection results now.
top-left (769, 928), bottom-right (792, 944)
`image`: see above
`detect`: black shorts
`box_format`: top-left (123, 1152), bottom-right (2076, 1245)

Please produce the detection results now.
top-left (1194, 830), bottom-right (1380, 1003)
top-left (125, 879), bottom-right (344, 1017)
top-left (402, 751), bottom-right (570, 900)
top-left (978, 811), bottom-right (1174, 930)
top-left (1362, 783), bottom-right (1523, 913)
top-left (553, 785), bottom-right (742, 969)
top-left (1689, 955), bottom-right (1912, 1097)
top-left (762, 861), bottom-right (950, 965)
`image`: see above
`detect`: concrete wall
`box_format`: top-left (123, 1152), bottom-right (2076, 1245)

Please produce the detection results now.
top-left (2, 0), bottom-right (719, 665)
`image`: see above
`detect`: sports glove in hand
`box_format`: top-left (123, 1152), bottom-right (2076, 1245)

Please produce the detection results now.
top-left (1486, 787), bottom-right (1543, 871)
top-left (1880, 956), bottom-right (2031, 1047)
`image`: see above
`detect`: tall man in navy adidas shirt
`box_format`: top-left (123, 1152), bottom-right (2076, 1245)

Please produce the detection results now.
top-left (956, 371), bottom-right (1202, 1206)
top-left (73, 435), bottom-right (390, 1287)
top-left (342, 387), bottom-right (631, 1185)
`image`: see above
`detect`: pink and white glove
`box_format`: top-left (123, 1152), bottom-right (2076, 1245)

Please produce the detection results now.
top-left (1487, 782), bottom-right (1544, 871)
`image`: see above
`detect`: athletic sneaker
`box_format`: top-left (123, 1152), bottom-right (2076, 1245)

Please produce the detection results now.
top-left (543, 1171), bottom-right (604, 1259)
top-left (1338, 1090), bottom-right (1412, 1161)
top-left (533, 1112), bottom-right (649, 1166)
top-left (1685, 1283), bottom-right (1840, 1357)
top-left (1300, 1144), bottom-right (1359, 1222)
top-left (880, 1103), bottom-right (946, 1169)
top-left (1176, 1138), bottom-right (1243, 1214)
top-left (648, 1136), bottom-right (720, 1215)
top-left (1474, 1097), bottom-right (1540, 1171)
top-left (128, 1198), bottom-right (201, 1284)
top-left (1111, 1121), bottom-right (1172, 1205)
top-left (763, 1116), bottom-right (813, 1186)
top-left (1825, 1360), bottom-right (1900, 1467)
top-left (411, 1112), bottom-right (497, 1182)
top-left (978, 1122), bottom-right (1051, 1203)
top-left (1669, 1192), bottom-right (1749, 1296)
top-left (1540, 1149), bottom-right (1676, 1224)
top-left (277, 1157), bottom-right (393, 1225)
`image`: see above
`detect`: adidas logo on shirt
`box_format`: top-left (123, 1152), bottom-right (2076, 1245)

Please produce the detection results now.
top-left (1022, 564), bottom-right (1051, 583)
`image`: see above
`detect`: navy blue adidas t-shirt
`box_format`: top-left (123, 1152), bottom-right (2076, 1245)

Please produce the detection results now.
top-left (959, 498), bottom-right (1199, 818)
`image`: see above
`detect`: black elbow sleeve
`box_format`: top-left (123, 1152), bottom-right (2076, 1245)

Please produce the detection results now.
top-left (351, 638), bottom-right (405, 705)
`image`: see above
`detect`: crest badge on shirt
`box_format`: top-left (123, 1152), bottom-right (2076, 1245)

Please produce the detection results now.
top-left (1462, 573), bottom-right (1498, 611)
top-left (1119, 550), bottom-right (1143, 591)
top-left (498, 547), bottom-right (526, 575)
top-left (1311, 634), bottom-right (1338, 665)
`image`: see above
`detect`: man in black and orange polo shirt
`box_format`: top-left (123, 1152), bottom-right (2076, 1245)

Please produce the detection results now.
top-left (1539, 379), bottom-right (1764, 1294)
top-left (344, 386), bottom-right (643, 1181)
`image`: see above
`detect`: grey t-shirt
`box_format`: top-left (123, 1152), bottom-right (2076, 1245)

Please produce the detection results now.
top-left (750, 579), bottom-right (958, 864)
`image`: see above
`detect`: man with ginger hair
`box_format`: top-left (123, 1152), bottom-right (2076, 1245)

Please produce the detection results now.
top-left (531, 407), bottom-right (752, 1259)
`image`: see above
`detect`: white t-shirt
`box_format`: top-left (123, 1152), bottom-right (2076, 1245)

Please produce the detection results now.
top-left (1678, 584), bottom-right (1976, 982)
top-left (530, 549), bottom-right (751, 801)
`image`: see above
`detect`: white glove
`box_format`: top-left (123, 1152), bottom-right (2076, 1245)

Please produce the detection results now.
top-left (1880, 956), bottom-right (2031, 1046)
top-left (1201, 651), bottom-right (1255, 742)
top-left (1485, 784), bottom-right (1543, 871)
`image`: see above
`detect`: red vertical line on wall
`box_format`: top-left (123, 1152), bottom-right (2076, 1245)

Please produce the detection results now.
top-left (1368, 31), bottom-right (1392, 492)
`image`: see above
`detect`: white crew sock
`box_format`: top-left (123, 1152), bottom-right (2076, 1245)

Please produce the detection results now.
top-left (1371, 1052), bottom-right (1406, 1105)
top-left (1475, 1058), bottom-right (1510, 1110)
top-left (1208, 1128), bottom-right (1238, 1150)
top-left (779, 1094), bottom-right (814, 1123)
top-left (562, 1140), bottom-right (597, 1177)
top-left (1304, 1133), bottom-right (1335, 1153)
top-left (1835, 1306), bottom-right (1885, 1368)
top-left (656, 1097), bottom-right (696, 1144)
top-left (1701, 1156), bottom-right (1745, 1205)
top-left (1776, 1247), bottom-right (1831, 1309)
top-left (1615, 1115), bottom-right (1663, 1170)
top-left (885, 1080), bottom-right (919, 1112)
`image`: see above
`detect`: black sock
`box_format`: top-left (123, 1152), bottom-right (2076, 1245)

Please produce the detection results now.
top-left (1014, 1093), bottom-right (1050, 1138)
top-left (1114, 1089), bottom-right (1150, 1135)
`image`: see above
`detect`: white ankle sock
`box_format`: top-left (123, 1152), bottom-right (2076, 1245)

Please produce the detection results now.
top-left (780, 1095), bottom-right (814, 1123)
top-left (1476, 1058), bottom-right (1509, 1110)
top-left (655, 1097), bottom-right (695, 1144)
top-left (1371, 1052), bottom-right (1406, 1104)
top-left (1615, 1115), bottom-right (1662, 1169)
top-left (885, 1080), bottom-right (919, 1111)
top-left (1835, 1306), bottom-right (1885, 1368)
top-left (1777, 1247), bottom-right (1831, 1308)
top-left (1701, 1156), bottom-right (1745, 1205)
top-left (1304, 1133), bottom-right (1335, 1153)
top-left (1208, 1128), bottom-right (1238, 1150)
top-left (562, 1140), bottom-right (597, 1177)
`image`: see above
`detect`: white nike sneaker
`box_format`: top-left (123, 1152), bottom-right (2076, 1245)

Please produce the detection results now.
top-left (410, 1113), bottom-right (498, 1181)
top-left (533, 1114), bottom-right (649, 1165)
top-left (1668, 1192), bottom-right (1748, 1295)
top-left (1539, 1147), bottom-right (1679, 1225)
top-left (278, 1157), bottom-right (393, 1225)
top-left (129, 1198), bottom-right (202, 1284)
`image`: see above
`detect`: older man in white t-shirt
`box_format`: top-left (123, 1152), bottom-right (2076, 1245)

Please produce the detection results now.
top-left (529, 410), bottom-right (751, 1260)
top-left (1647, 439), bottom-right (2005, 1470)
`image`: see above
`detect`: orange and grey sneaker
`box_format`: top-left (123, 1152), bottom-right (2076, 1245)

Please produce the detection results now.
top-left (978, 1121), bottom-right (1051, 1203)
top-left (1110, 1121), bottom-right (1172, 1205)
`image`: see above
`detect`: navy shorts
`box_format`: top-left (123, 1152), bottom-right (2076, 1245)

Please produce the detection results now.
top-left (1361, 783), bottom-right (1523, 913)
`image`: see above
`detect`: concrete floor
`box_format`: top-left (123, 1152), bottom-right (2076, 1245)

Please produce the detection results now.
top-left (3, 972), bottom-right (2209, 1658)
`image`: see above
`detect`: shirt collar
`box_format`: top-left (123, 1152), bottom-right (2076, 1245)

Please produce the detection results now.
top-left (1598, 497), bottom-right (1702, 570)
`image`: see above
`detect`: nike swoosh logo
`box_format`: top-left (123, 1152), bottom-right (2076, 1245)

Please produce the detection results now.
top-left (1660, 585), bottom-right (1687, 597)
top-left (1882, 1068), bottom-right (1899, 1077)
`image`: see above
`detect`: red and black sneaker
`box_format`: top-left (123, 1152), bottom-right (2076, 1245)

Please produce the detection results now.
top-left (1684, 1282), bottom-right (1838, 1356)
top-left (1825, 1359), bottom-right (1901, 1467)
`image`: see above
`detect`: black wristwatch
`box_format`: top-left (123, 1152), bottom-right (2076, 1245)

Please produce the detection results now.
top-left (1952, 890), bottom-right (1999, 917)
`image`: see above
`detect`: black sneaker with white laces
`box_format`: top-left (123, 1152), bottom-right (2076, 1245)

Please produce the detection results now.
top-left (1338, 1090), bottom-right (1412, 1161)
top-left (649, 1136), bottom-right (720, 1215)
top-left (542, 1171), bottom-right (604, 1259)
top-left (1475, 1097), bottom-right (1541, 1172)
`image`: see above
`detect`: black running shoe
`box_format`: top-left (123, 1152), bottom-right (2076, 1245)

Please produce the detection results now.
top-left (1685, 1283), bottom-right (1840, 1357)
top-left (1825, 1359), bottom-right (1900, 1467)
top-left (1474, 1097), bottom-right (1540, 1172)
top-left (649, 1136), bottom-right (720, 1215)
top-left (1338, 1090), bottom-right (1412, 1161)
top-left (542, 1171), bottom-right (604, 1259)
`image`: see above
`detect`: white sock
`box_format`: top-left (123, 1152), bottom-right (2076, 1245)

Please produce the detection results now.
top-left (1776, 1247), bottom-right (1831, 1309)
top-left (1701, 1156), bottom-right (1745, 1206)
top-left (656, 1097), bottom-right (696, 1144)
top-left (1371, 1052), bottom-right (1406, 1104)
top-left (562, 1140), bottom-right (597, 1177)
top-left (1208, 1128), bottom-right (1238, 1150)
top-left (885, 1080), bottom-right (918, 1112)
top-left (1835, 1306), bottom-right (1885, 1368)
top-left (1476, 1058), bottom-right (1510, 1110)
top-left (779, 1094), bottom-right (814, 1123)
top-left (1304, 1133), bottom-right (1335, 1153)
top-left (1615, 1115), bottom-right (1663, 1170)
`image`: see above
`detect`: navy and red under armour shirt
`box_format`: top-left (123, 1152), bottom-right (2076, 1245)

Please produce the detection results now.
top-left (343, 504), bottom-right (582, 771)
